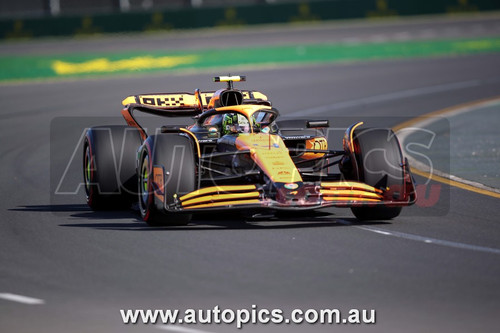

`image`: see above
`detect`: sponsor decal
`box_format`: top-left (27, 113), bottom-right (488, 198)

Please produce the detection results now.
top-left (141, 95), bottom-right (187, 107)
top-left (284, 183), bottom-right (299, 190)
top-left (153, 167), bottom-right (165, 197)
top-left (306, 137), bottom-right (328, 151)
top-left (207, 127), bottom-right (219, 138)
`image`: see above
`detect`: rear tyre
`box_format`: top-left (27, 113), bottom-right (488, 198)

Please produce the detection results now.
top-left (350, 128), bottom-right (404, 221)
top-left (83, 126), bottom-right (142, 210)
top-left (138, 134), bottom-right (196, 226)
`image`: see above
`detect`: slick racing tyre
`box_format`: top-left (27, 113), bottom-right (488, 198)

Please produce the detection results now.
top-left (83, 125), bottom-right (142, 210)
top-left (138, 134), bottom-right (196, 226)
top-left (350, 128), bottom-right (404, 221)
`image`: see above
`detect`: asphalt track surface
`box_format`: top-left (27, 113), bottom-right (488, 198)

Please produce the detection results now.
top-left (1, 15), bottom-right (500, 333)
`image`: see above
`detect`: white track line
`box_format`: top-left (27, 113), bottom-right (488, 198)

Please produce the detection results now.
top-left (0, 293), bottom-right (45, 305)
top-left (358, 226), bottom-right (500, 255)
top-left (337, 219), bottom-right (500, 255)
top-left (158, 325), bottom-right (216, 333)
top-left (285, 80), bottom-right (482, 117)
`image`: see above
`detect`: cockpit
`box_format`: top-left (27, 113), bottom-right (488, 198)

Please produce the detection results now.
top-left (196, 108), bottom-right (278, 139)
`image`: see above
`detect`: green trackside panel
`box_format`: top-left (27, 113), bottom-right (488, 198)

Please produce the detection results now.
top-left (1, 37), bottom-right (500, 82)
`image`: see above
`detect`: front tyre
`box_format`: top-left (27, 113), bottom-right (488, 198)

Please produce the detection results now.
top-left (138, 134), bottom-right (196, 226)
top-left (351, 205), bottom-right (402, 221)
top-left (138, 149), bottom-right (164, 224)
top-left (350, 128), bottom-right (404, 221)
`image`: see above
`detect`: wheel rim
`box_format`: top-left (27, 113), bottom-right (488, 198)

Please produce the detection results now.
top-left (140, 154), bottom-right (150, 209)
top-left (84, 144), bottom-right (92, 194)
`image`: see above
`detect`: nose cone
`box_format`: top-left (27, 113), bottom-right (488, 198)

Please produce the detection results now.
top-left (275, 183), bottom-right (320, 207)
top-left (236, 133), bottom-right (303, 183)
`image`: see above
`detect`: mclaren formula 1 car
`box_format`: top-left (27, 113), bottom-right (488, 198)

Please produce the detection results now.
top-left (83, 75), bottom-right (416, 225)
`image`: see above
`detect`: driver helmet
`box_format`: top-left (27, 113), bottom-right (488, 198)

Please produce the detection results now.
top-left (222, 113), bottom-right (250, 135)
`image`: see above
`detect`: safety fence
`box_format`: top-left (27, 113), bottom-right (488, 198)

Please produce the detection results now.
top-left (1, 0), bottom-right (499, 39)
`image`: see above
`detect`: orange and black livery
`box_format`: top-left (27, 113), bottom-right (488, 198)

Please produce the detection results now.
top-left (83, 75), bottom-right (417, 226)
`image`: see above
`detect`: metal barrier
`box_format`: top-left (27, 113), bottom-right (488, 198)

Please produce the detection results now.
top-left (1, 0), bottom-right (499, 39)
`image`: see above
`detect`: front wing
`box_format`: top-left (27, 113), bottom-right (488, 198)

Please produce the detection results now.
top-left (168, 181), bottom-right (416, 212)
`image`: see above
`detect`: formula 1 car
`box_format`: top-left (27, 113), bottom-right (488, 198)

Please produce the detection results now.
top-left (83, 75), bottom-right (416, 226)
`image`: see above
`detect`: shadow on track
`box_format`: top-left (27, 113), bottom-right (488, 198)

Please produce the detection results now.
top-left (10, 204), bottom-right (90, 212)
top-left (10, 204), bottom-right (389, 231)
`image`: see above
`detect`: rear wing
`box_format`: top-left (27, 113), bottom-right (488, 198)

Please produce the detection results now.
top-left (122, 92), bottom-right (213, 111)
top-left (121, 90), bottom-right (269, 141)
top-left (122, 90), bottom-right (269, 112)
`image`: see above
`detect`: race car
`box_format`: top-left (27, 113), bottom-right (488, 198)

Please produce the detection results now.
top-left (83, 75), bottom-right (417, 226)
